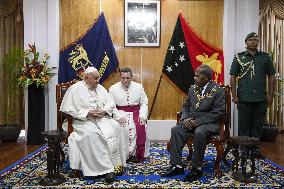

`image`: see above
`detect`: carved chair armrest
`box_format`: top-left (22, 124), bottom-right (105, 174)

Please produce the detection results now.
top-left (58, 111), bottom-right (74, 137)
top-left (66, 115), bottom-right (73, 136)
top-left (177, 112), bottom-right (181, 124)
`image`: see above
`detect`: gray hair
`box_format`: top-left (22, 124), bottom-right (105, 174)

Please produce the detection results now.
top-left (198, 64), bottom-right (212, 80)
top-left (119, 67), bottom-right (133, 76)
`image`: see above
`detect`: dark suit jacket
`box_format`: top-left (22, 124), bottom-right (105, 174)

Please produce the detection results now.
top-left (180, 81), bottom-right (225, 127)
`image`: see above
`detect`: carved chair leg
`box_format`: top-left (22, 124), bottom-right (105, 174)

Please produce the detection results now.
top-left (223, 140), bottom-right (232, 166)
top-left (250, 148), bottom-right (256, 175)
top-left (186, 143), bottom-right (193, 161)
top-left (214, 143), bottom-right (224, 177)
top-left (166, 141), bottom-right (171, 152)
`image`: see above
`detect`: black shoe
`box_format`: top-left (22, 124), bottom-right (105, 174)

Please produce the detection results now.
top-left (133, 157), bottom-right (144, 163)
top-left (160, 165), bottom-right (184, 177)
top-left (184, 168), bottom-right (202, 182)
top-left (115, 169), bottom-right (124, 176)
top-left (254, 150), bottom-right (265, 159)
top-left (105, 172), bottom-right (115, 183)
top-left (126, 156), bottom-right (135, 163)
top-left (127, 156), bottom-right (144, 163)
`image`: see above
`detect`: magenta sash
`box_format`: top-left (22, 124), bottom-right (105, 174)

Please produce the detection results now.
top-left (117, 105), bottom-right (146, 160)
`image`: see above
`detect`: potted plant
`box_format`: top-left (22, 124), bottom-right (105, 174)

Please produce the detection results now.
top-left (0, 48), bottom-right (24, 141)
top-left (17, 44), bottom-right (52, 145)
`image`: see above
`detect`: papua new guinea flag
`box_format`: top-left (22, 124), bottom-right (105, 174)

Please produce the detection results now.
top-left (162, 14), bottom-right (224, 94)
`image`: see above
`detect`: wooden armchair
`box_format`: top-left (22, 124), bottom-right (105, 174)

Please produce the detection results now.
top-left (56, 80), bottom-right (78, 137)
top-left (56, 80), bottom-right (82, 177)
top-left (167, 85), bottom-right (231, 177)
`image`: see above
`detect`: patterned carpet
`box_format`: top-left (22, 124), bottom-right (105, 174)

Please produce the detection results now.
top-left (0, 143), bottom-right (283, 188)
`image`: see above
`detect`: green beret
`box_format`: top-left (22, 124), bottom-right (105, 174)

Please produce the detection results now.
top-left (245, 32), bottom-right (258, 42)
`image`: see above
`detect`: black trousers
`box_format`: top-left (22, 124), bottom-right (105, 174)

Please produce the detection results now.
top-left (238, 101), bottom-right (267, 139)
top-left (169, 122), bottom-right (219, 168)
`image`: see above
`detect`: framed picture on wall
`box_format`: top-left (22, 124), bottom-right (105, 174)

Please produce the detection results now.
top-left (124, 0), bottom-right (161, 47)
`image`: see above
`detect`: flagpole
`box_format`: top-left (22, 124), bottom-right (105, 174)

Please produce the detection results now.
top-left (140, 48), bottom-right (143, 84)
top-left (99, 0), bottom-right (102, 13)
top-left (148, 73), bottom-right (163, 119)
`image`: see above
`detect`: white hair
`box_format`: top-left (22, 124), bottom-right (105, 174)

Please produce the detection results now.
top-left (84, 67), bottom-right (98, 74)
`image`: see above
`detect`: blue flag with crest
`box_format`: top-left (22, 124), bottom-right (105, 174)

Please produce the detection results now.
top-left (58, 12), bottom-right (119, 84)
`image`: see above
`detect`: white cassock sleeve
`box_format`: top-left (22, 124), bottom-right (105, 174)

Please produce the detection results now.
top-left (109, 90), bottom-right (125, 121)
top-left (98, 85), bottom-right (117, 116)
top-left (60, 84), bottom-right (89, 121)
top-left (139, 87), bottom-right (148, 121)
top-left (112, 107), bottom-right (126, 121)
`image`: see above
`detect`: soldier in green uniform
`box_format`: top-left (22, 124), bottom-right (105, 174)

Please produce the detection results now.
top-left (230, 32), bottom-right (275, 153)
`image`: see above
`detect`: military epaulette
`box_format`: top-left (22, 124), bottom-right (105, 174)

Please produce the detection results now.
top-left (236, 51), bottom-right (246, 56)
top-left (258, 51), bottom-right (269, 55)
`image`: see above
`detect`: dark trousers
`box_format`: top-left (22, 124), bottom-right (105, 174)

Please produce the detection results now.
top-left (169, 122), bottom-right (219, 168)
top-left (238, 101), bottom-right (267, 139)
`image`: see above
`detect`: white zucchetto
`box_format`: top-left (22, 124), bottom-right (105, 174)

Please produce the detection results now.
top-left (84, 67), bottom-right (98, 74)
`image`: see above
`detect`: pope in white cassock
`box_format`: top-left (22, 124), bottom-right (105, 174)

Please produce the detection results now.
top-left (109, 67), bottom-right (150, 162)
top-left (60, 67), bottom-right (126, 182)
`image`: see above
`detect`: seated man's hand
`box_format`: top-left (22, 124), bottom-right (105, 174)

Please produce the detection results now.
top-left (118, 117), bottom-right (127, 127)
top-left (189, 118), bottom-right (197, 128)
top-left (88, 109), bottom-right (98, 117)
top-left (139, 117), bottom-right (147, 125)
top-left (97, 109), bottom-right (106, 118)
top-left (182, 118), bottom-right (197, 130)
top-left (88, 109), bottom-right (106, 118)
top-left (182, 118), bottom-right (192, 130)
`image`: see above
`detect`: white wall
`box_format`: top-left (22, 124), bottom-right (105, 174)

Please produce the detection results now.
top-left (23, 0), bottom-right (259, 140)
top-left (223, 0), bottom-right (259, 137)
top-left (23, 0), bottom-right (59, 138)
top-left (147, 120), bottom-right (176, 141)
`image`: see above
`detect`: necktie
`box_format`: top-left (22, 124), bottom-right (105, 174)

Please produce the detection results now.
top-left (199, 87), bottom-right (203, 96)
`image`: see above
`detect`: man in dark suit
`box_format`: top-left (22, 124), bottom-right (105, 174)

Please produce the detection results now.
top-left (160, 64), bottom-right (225, 182)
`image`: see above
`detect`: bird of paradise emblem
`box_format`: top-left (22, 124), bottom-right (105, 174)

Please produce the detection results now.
top-left (196, 53), bottom-right (222, 82)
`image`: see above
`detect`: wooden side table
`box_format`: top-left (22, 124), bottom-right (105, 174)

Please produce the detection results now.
top-left (227, 136), bottom-right (260, 183)
top-left (39, 130), bottom-right (67, 186)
